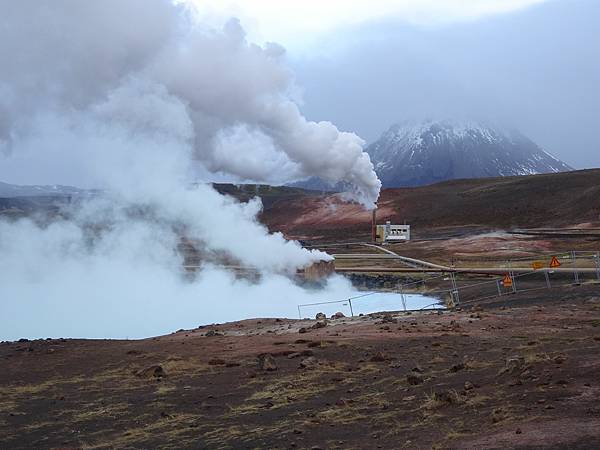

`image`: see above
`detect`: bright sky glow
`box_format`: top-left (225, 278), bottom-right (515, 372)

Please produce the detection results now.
top-left (190, 0), bottom-right (550, 47)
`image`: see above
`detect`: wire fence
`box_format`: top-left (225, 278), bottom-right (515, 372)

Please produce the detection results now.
top-left (297, 250), bottom-right (600, 319)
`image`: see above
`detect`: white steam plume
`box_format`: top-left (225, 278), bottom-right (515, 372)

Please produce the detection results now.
top-left (0, 0), bottom-right (381, 206)
top-left (0, 0), bottom-right (380, 340)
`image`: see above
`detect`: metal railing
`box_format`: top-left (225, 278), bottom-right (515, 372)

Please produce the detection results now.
top-left (297, 251), bottom-right (600, 319)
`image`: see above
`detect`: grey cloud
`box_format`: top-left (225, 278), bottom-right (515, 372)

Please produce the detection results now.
top-left (292, 0), bottom-right (600, 169)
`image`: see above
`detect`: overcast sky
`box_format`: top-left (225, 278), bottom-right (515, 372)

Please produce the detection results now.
top-left (204, 0), bottom-right (599, 169)
top-left (291, 0), bottom-right (600, 169)
top-left (2, 0), bottom-right (598, 179)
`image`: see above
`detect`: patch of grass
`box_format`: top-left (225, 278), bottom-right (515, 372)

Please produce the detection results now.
top-left (465, 394), bottom-right (492, 408)
top-left (315, 405), bottom-right (368, 425)
top-left (161, 357), bottom-right (211, 375)
top-left (202, 422), bottom-right (290, 448)
top-left (524, 352), bottom-right (551, 364)
top-left (421, 390), bottom-right (464, 411)
top-left (0, 380), bottom-right (56, 397)
top-left (464, 360), bottom-right (496, 370)
top-left (155, 385), bottom-right (177, 395)
top-left (86, 413), bottom-right (203, 449)
top-left (444, 428), bottom-right (472, 441)
top-left (18, 420), bottom-right (57, 433)
top-left (0, 400), bottom-right (18, 413)
top-left (228, 365), bottom-right (346, 416)
top-left (72, 402), bottom-right (131, 422)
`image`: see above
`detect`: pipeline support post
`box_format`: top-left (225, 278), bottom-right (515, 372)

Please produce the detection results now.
top-left (399, 285), bottom-right (407, 311)
top-left (450, 272), bottom-right (460, 305)
top-left (572, 250), bottom-right (580, 285)
top-left (348, 299), bottom-right (354, 317)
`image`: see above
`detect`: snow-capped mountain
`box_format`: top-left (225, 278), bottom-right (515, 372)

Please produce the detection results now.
top-left (366, 119), bottom-right (573, 188)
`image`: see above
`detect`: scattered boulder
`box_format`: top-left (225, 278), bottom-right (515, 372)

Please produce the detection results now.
top-left (298, 327), bottom-right (308, 334)
top-left (208, 358), bottom-right (226, 366)
top-left (464, 381), bottom-right (475, 391)
top-left (136, 364), bottom-right (166, 379)
top-left (312, 320), bottom-right (328, 329)
top-left (205, 330), bottom-right (223, 337)
top-left (491, 408), bottom-right (507, 424)
top-left (406, 372), bottom-right (424, 385)
top-left (370, 352), bottom-right (389, 362)
top-left (449, 362), bottom-right (466, 373)
top-left (300, 356), bottom-right (319, 370)
top-left (332, 312), bottom-right (345, 319)
top-left (315, 312), bottom-right (326, 321)
top-left (502, 355), bottom-right (526, 375)
top-left (381, 314), bottom-right (396, 324)
top-left (430, 390), bottom-right (462, 406)
top-left (257, 354), bottom-right (277, 371)
top-left (553, 354), bottom-right (567, 365)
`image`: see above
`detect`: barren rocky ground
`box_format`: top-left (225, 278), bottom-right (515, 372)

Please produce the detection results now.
top-left (2, 170), bottom-right (600, 449)
top-left (2, 286), bottom-right (600, 449)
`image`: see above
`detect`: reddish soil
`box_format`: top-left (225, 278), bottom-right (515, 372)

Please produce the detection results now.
top-left (2, 286), bottom-right (600, 449)
top-left (260, 169), bottom-right (600, 242)
top-left (3, 171), bottom-right (600, 449)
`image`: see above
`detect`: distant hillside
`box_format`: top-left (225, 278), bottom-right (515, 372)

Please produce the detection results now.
top-left (3, 172), bottom-right (599, 240)
top-left (366, 119), bottom-right (572, 187)
top-left (0, 181), bottom-right (94, 198)
top-left (261, 169), bottom-right (600, 240)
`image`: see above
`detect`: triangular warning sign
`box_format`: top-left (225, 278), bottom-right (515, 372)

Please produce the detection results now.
top-left (502, 274), bottom-right (513, 287)
top-left (549, 256), bottom-right (561, 268)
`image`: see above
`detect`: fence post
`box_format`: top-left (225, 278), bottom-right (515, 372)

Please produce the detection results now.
top-left (348, 299), bottom-right (354, 317)
top-left (399, 285), bottom-right (407, 311)
top-left (298, 305), bottom-right (302, 320)
top-left (511, 271), bottom-right (517, 294)
top-left (544, 270), bottom-right (551, 289)
top-left (496, 279), bottom-right (502, 297)
top-left (571, 250), bottom-right (580, 285)
top-left (507, 259), bottom-right (517, 294)
top-left (450, 272), bottom-right (460, 305)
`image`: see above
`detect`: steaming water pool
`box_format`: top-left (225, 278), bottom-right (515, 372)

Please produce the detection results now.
top-left (0, 272), bottom-right (441, 342)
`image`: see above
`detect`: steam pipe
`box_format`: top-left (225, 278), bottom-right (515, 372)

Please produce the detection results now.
top-left (371, 207), bottom-right (377, 243)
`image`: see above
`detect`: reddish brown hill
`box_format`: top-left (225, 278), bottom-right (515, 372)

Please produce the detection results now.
top-left (259, 169), bottom-right (600, 240)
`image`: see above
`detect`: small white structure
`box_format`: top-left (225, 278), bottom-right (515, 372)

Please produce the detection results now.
top-left (376, 221), bottom-right (411, 243)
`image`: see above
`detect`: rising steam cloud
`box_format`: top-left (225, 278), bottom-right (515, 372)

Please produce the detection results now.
top-left (0, 0), bottom-right (381, 206)
top-left (0, 1), bottom-right (380, 340)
